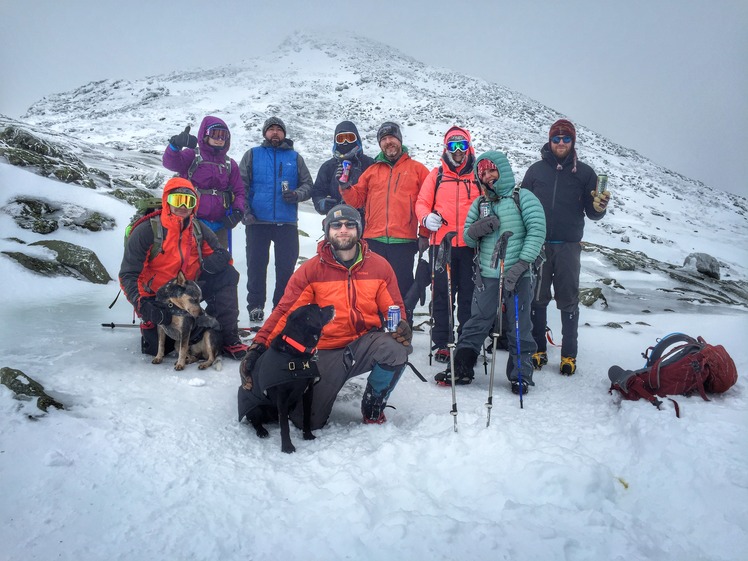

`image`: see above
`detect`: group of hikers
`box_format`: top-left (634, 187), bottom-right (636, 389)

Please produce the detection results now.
top-left (118, 115), bottom-right (611, 428)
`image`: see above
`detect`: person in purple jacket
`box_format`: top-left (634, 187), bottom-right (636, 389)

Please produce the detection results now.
top-left (162, 116), bottom-right (245, 251)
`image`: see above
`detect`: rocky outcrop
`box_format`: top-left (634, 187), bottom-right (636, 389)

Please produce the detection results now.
top-left (2, 239), bottom-right (111, 283)
top-left (0, 367), bottom-right (64, 412)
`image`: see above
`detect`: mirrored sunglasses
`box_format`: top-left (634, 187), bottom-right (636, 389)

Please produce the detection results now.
top-left (446, 140), bottom-right (470, 153)
top-left (551, 135), bottom-right (573, 144)
top-left (335, 132), bottom-right (357, 144)
top-left (206, 126), bottom-right (229, 141)
top-left (329, 220), bottom-right (358, 230)
top-left (166, 192), bottom-right (197, 209)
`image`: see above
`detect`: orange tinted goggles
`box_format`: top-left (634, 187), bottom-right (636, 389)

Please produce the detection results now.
top-left (166, 192), bottom-right (197, 209)
top-left (335, 132), bottom-right (357, 144)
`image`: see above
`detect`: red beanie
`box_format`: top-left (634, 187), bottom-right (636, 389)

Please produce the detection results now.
top-left (477, 158), bottom-right (497, 176)
top-left (549, 119), bottom-right (576, 143)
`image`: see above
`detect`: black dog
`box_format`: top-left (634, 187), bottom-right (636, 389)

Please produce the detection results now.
top-left (238, 304), bottom-right (335, 453)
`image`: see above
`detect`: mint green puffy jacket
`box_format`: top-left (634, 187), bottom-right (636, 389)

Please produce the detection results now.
top-left (463, 151), bottom-right (546, 279)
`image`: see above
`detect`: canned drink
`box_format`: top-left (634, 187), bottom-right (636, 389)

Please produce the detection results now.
top-left (339, 160), bottom-right (351, 182)
top-left (387, 305), bottom-right (401, 332)
top-left (479, 201), bottom-right (491, 217)
top-left (596, 174), bottom-right (608, 195)
top-left (281, 181), bottom-right (290, 192)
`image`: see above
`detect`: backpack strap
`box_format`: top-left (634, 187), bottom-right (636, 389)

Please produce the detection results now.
top-left (148, 216), bottom-right (164, 262)
top-left (187, 146), bottom-right (202, 180)
top-left (644, 333), bottom-right (700, 367)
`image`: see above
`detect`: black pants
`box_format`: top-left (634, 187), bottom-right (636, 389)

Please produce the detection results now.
top-left (365, 239), bottom-right (417, 315)
top-left (245, 223), bottom-right (299, 312)
top-left (430, 244), bottom-right (474, 348)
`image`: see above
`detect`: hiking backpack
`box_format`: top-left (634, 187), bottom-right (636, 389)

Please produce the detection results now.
top-left (608, 333), bottom-right (738, 417)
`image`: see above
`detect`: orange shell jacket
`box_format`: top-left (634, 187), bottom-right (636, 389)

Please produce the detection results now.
top-left (341, 151), bottom-right (429, 241)
top-left (254, 240), bottom-right (405, 350)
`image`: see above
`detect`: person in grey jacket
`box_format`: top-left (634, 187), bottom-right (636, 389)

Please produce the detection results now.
top-left (239, 117), bottom-right (314, 322)
top-left (436, 151), bottom-right (546, 394)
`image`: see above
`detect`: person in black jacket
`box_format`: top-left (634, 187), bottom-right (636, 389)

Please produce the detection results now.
top-left (520, 119), bottom-right (611, 376)
top-left (311, 121), bottom-right (374, 219)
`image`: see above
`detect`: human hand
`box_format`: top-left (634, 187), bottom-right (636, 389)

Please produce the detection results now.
top-left (169, 125), bottom-right (198, 150)
top-left (223, 209), bottom-right (243, 229)
top-left (318, 197), bottom-right (338, 213)
top-left (139, 298), bottom-right (172, 326)
top-left (503, 260), bottom-right (530, 293)
top-left (592, 190), bottom-right (611, 213)
top-left (240, 342), bottom-right (267, 390)
top-left (282, 189), bottom-right (299, 203)
top-left (242, 210), bottom-right (257, 226)
top-left (423, 212), bottom-right (443, 232)
top-left (391, 319), bottom-right (412, 346)
top-left (466, 216), bottom-right (500, 240)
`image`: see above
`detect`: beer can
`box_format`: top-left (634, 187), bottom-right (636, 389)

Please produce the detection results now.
top-left (596, 175), bottom-right (608, 195)
top-left (479, 201), bottom-right (491, 217)
top-left (339, 160), bottom-right (351, 182)
top-left (281, 181), bottom-right (290, 192)
top-left (387, 305), bottom-right (401, 332)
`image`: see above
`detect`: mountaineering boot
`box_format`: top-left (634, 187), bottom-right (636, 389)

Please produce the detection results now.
top-left (560, 356), bottom-right (577, 376)
top-left (361, 364), bottom-right (404, 424)
top-left (248, 308), bottom-right (264, 322)
top-left (531, 351), bottom-right (548, 370)
top-left (434, 347), bottom-right (450, 364)
top-left (435, 347), bottom-right (478, 386)
top-left (223, 342), bottom-right (249, 360)
top-left (511, 379), bottom-right (529, 395)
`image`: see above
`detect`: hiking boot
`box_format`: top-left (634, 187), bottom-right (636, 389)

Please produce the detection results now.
top-left (511, 380), bottom-right (529, 395)
top-left (434, 367), bottom-right (473, 385)
top-left (362, 412), bottom-right (387, 425)
top-left (224, 343), bottom-right (249, 360)
top-left (248, 308), bottom-right (264, 322)
top-left (531, 351), bottom-right (548, 370)
top-left (560, 356), bottom-right (577, 376)
top-left (435, 347), bottom-right (478, 385)
top-left (434, 348), bottom-right (450, 364)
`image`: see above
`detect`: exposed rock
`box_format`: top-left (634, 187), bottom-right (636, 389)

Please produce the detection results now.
top-left (683, 252), bottom-right (720, 280)
top-left (30, 240), bottom-right (112, 283)
top-left (2, 251), bottom-right (78, 278)
top-left (604, 322), bottom-right (624, 329)
top-left (1, 366), bottom-right (64, 412)
top-left (579, 287), bottom-right (608, 308)
top-left (2, 196), bottom-right (116, 233)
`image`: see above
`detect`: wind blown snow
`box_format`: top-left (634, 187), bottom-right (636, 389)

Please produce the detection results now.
top-left (1, 162), bottom-right (747, 561)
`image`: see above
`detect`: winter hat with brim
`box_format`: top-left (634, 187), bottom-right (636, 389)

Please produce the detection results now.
top-left (323, 204), bottom-right (362, 237)
top-left (263, 116), bottom-right (286, 136)
top-left (377, 122), bottom-right (402, 144)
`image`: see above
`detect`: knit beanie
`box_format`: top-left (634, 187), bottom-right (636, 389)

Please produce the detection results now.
top-left (377, 122), bottom-right (402, 144)
top-left (323, 204), bottom-right (362, 237)
top-left (476, 158), bottom-right (498, 177)
top-left (262, 116), bottom-right (286, 136)
top-left (549, 119), bottom-right (576, 143)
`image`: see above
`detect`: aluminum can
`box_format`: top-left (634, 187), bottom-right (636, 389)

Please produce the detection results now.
top-left (387, 305), bottom-right (401, 332)
top-left (596, 175), bottom-right (608, 195)
top-left (281, 181), bottom-right (290, 192)
top-left (339, 160), bottom-right (352, 182)
top-left (479, 201), bottom-right (491, 217)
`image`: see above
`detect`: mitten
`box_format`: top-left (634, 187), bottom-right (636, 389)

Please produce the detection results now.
top-left (169, 125), bottom-right (198, 150)
top-left (391, 319), bottom-right (412, 345)
top-left (503, 260), bottom-right (530, 293)
top-left (139, 298), bottom-right (172, 326)
top-left (592, 190), bottom-right (611, 213)
top-left (423, 212), bottom-right (443, 232)
top-left (466, 216), bottom-right (500, 240)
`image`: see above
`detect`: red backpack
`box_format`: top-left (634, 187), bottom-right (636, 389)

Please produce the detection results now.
top-left (608, 333), bottom-right (738, 417)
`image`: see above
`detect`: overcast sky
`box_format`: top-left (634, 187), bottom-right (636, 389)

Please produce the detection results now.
top-left (1, 0), bottom-right (746, 197)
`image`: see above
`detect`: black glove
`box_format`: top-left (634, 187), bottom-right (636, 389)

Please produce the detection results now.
top-left (391, 319), bottom-right (412, 346)
top-left (201, 247), bottom-right (231, 274)
top-left (240, 342), bottom-right (267, 389)
top-left (222, 208), bottom-right (243, 229)
top-left (318, 197), bottom-right (338, 213)
top-left (242, 210), bottom-right (257, 226)
top-left (503, 260), bottom-right (530, 293)
top-left (169, 125), bottom-right (198, 150)
top-left (139, 298), bottom-right (172, 326)
top-left (282, 189), bottom-right (299, 203)
top-left (467, 216), bottom-right (500, 240)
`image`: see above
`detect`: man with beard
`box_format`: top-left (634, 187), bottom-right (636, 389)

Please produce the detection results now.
top-left (240, 117), bottom-right (314, 322)
top-left (239, 205), bottom-right (412, 428)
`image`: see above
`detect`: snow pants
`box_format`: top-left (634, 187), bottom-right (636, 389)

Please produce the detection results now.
top-left (245, 223), bottom-right (299, 313)
top-left (430, 244), bottom-right (475, 349)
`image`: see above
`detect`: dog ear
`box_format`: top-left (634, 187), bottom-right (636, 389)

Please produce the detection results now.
top-left (321, 305), bottom-right (335, 325)
top-left (176, 271), bottom-right (187, 286)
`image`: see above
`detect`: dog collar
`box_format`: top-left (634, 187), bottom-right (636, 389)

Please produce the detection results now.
top-left (282, 334), bottom-right (317, 355)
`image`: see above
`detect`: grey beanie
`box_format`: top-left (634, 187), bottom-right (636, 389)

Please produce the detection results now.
top-left (323, 204), bottom-right (362, 237)
top-left (377, 121), bottom-right (402, 144)
top-left (262, 116), bottom-right (286, 136)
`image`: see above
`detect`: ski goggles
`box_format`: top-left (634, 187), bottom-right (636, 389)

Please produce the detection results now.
top-left (335, 132), bottom-right (358, 144)
top-left (166, 192), bottom-right (197, 209)
top-left (445, 140), bottom-right (470, 153)
top-left (551, 135), bottom-right (573, 144)
top-left (206, 125), bottom-right (229, 141)
top-left (328, 220), bottom-right (358, 230)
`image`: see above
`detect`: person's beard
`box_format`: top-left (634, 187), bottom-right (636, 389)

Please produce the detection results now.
top-left (330, 235), bottom-right (359, 251)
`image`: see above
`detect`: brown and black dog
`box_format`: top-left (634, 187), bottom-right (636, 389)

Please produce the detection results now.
top-left (239, 303), bottom-right (335, 453)
top-left (151, 271), bottom-right (222, 371)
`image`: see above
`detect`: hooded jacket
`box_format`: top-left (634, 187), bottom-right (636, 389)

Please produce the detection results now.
top-left (119, 177), bottom-right (230, 312)
top-left (463, 151), bottom-right (546, 279)
top-left (520, 143), bottom-right (604, 242)
top-left (341, 149), bottom-right (429, 241)
top-left (311, 121), bottom-right (375, 214)
top-left (415, 126), bottom-right (479, 247)
top-left (252, 240), bottom-right (405, 350)
top-left (162, 116), bottom-right (245, 223)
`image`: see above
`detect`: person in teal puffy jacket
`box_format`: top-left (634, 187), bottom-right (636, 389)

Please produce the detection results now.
top-left (435, 151), bottom-right (545, 395)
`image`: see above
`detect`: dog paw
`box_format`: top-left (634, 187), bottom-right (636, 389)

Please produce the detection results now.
top-left (303, 432), bottom-right (316, 441)
top-left (255, 426), bottom-right (269, 439)
top-left (151, 357), bottom-right (163, 365)
top-left (174, 363), bottom-right (185, 371)
top-left (282, 444), bottom-right (296, 454)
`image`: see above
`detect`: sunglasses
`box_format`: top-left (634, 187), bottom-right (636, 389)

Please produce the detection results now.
top-left (446, 140), bottom-right (470, 153)
top-left (166, 192), bottom-right (197, 209)
top-left (335, 132), bottom-right (357, 144)
top-left (551, 135), bottom-right (573, 144)
top-left (206, 127), bottom-right (229, 141)
top-left (328, 220), bottom-right (358, 230)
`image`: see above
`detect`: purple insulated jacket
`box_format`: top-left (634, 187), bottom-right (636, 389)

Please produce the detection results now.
top-left (162, 116), bottom-right (245, 222)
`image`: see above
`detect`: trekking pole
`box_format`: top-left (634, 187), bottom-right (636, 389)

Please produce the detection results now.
top-left (101, 322), bottom-right (139, 329)
top-left (438, 232), bottom-right (458, 432)
top-left (514, 292), bottom-right (524, 409)
top-left (486, 231), bottom-right (513, 427)
top-left (428, 238), bottom-right (436, 365)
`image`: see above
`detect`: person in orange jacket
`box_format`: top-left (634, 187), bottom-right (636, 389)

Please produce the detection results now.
top-left (340, 122), bottom-right (430, 322)
top-left (416, 126), bottom-right (481, 362)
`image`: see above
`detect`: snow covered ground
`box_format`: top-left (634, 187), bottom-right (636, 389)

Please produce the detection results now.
top-left (1, 164), bottom-right (747, 561)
